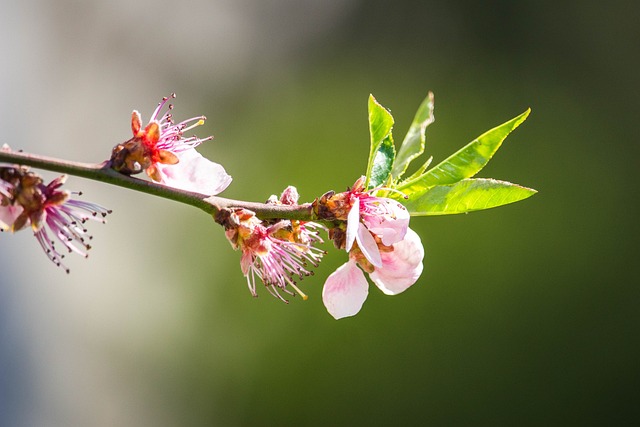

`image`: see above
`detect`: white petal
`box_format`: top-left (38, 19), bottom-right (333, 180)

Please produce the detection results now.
top-left (345, 197), bottom-right (360, 252)
top-left (355, 222), bottom-right (382, 268)
top-left (156, 149), bottom-right (232, 195)
top-left (322, 260), bottom-right (369, 319)
top-left (364, 198), bottom-right (410, 246)
top-left (370, 228), bottom-right (424, 295)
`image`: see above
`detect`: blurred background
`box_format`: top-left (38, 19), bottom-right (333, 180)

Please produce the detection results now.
top-left (1, 0), bottom-right (638, 425)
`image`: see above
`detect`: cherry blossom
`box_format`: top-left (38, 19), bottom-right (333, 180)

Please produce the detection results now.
top-left (320, 177), bottom-right (423, 319)
top-left (111, 94), bottom-right (231, 195)
top-left (221, 208), bottom-right (325, 302)
top-left (323, 228), bottom-right (423, 319)
top-left (0, 165), bottom-right (110, 272)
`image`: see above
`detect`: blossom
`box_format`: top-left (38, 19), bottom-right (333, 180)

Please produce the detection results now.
top-left (344, 193), bottom-right (410, 269)
top-left (319, 177), bottom-right (423, 319)
top-left (0, 165), bottom-right (110, 272)
top-left (220, 208), bottom-right (325, 302)
top-left (111, 94), bottom-right (232, 195)
top-left (323, 228), bottom-right (423, 319)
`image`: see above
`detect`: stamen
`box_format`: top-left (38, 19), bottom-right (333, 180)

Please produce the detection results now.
top-left (289, 283), bottom-right (308, 301)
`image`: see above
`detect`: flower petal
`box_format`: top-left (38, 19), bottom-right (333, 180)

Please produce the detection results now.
top-left (156, 149), bottom-right (232, 195)
top-left (322, 260), bottom-right (369, 319)
top-left (131, 111), bottom-right (142, 136)
top-left (369, 228), bottom-right (424, 295)
top-left (355, 222), bottom-right (382, 268)
top-left (0, 204), bottom-right (23, 231)
top-left (363, 198), bottom-right (410, 246)
top-left (345, 197), bottom-right (360, 252)
top-left (240, 249), bottom-right (254, 275)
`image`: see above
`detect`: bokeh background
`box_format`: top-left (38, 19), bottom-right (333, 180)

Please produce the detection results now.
top-left (1, 0), bottom-right (638, 425)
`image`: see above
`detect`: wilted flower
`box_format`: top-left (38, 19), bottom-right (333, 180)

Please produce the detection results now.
top-left (111, 94), bottom-right (232, 195)
top-left (318, 177), bottom-right (424, 319)
top-left (218, 201), bottom-right (325, 303)
top-left (0, 166), bottom-right (111, 272)
top-left (1, 164), bottom-right (111, 272)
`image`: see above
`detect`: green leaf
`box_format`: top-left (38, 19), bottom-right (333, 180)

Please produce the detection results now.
top-left (402, 178), bottom-right (537, 216)
top-left (369, 135), bottom-right (396, 188)
top-left (396, 109), bottom-right (531, 195)
top-left (365, 95), bottom-right (394, 188)
top-left (392, 92), bottom-right (435, 180)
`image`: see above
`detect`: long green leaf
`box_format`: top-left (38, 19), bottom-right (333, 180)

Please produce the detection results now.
top-left (392, 92), bottom-right (435, 180)
top-left (403, 178), bottom-right (537, 216)
top-left (365, 95), bottom-right (394, 188)
top-left (396, 109), bottom-right (531, 195)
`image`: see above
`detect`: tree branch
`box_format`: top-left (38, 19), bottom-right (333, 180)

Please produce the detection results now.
top-left (0, 150), bottom-right (314, 221)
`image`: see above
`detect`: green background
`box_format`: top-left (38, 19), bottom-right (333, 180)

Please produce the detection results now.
top-left (1, 1), bottom-right (638, 425)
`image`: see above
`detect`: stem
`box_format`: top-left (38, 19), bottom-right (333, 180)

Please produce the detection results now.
top-left (0, 150), bottom-right (314, 221)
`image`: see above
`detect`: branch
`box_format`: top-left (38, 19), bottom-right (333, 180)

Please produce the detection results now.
top-left (0, 150), bottom-right (314, 221)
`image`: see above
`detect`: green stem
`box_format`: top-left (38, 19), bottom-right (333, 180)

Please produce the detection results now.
top-left (0, 150), bottom-right (314, 221)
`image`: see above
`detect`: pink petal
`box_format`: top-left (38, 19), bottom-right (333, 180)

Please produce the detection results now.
top-left (369, 228), bottom-right (424, 295)
top-left (363, 198), bottom-right (410, 246)
top-left (156, 149), bottom-right (232, 195)
top-left (355, 222), bottom-right (382, 268)
top-left (240, 250), bottom-right (254, 275)
top-left (322, 260), bottom-right (369, 319)
top-left (0, 204), bottom-right (23, 231)
top-left (345, 197), bottom-right (360, 252)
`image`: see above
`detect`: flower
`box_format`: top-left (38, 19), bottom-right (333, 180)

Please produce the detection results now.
top-left (219, 203), bottom-right (325, 303)
top-left (0, 165), bottom-right (111, 272)
top-left (219, 186), bottom-right (326, 302)
top-left (111, 94), bottom-right (232, 195)
top-left (323, 228), bottom-right (424, 319)
top-left (319, 176), bottom-right (423, 319)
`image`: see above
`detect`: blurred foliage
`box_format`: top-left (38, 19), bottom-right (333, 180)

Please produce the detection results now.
top-left (150, 1), bottom-right (640, 424)
top-left (3, 0), bottom-right (640, 425)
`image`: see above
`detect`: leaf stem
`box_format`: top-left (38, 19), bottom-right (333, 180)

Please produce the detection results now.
top-left (0, 150), bottom-right (314, 221)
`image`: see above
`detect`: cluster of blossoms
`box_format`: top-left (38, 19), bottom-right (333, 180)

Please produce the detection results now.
top-left (216, 179), bottom-right (424, 319)
top-left (217, 186), bottom-right (326, 302)
top-left (0, 93), bottom-right (234, 273)
top-left (0, 147), bottom-right (111, 273)
top-left (2, 94), bottom-right (427, 320)
top-left (110, 93), bottom-right (231, 196)
top-left (315, 177), bottom-right (424, 319)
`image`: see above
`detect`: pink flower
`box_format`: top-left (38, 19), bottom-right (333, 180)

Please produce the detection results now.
top-left (320, 176), bottom-right (423, 319)
top-left (221, 208), bottom-right (325, 302)
top-left (345, 194), bottom-right (410, 268)
top-left (111, 94), bottom-right (232, 195)
top-left (323, 228), bottom-right (424, 319)
top-left (1, 166), bottom-right (111, 272)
